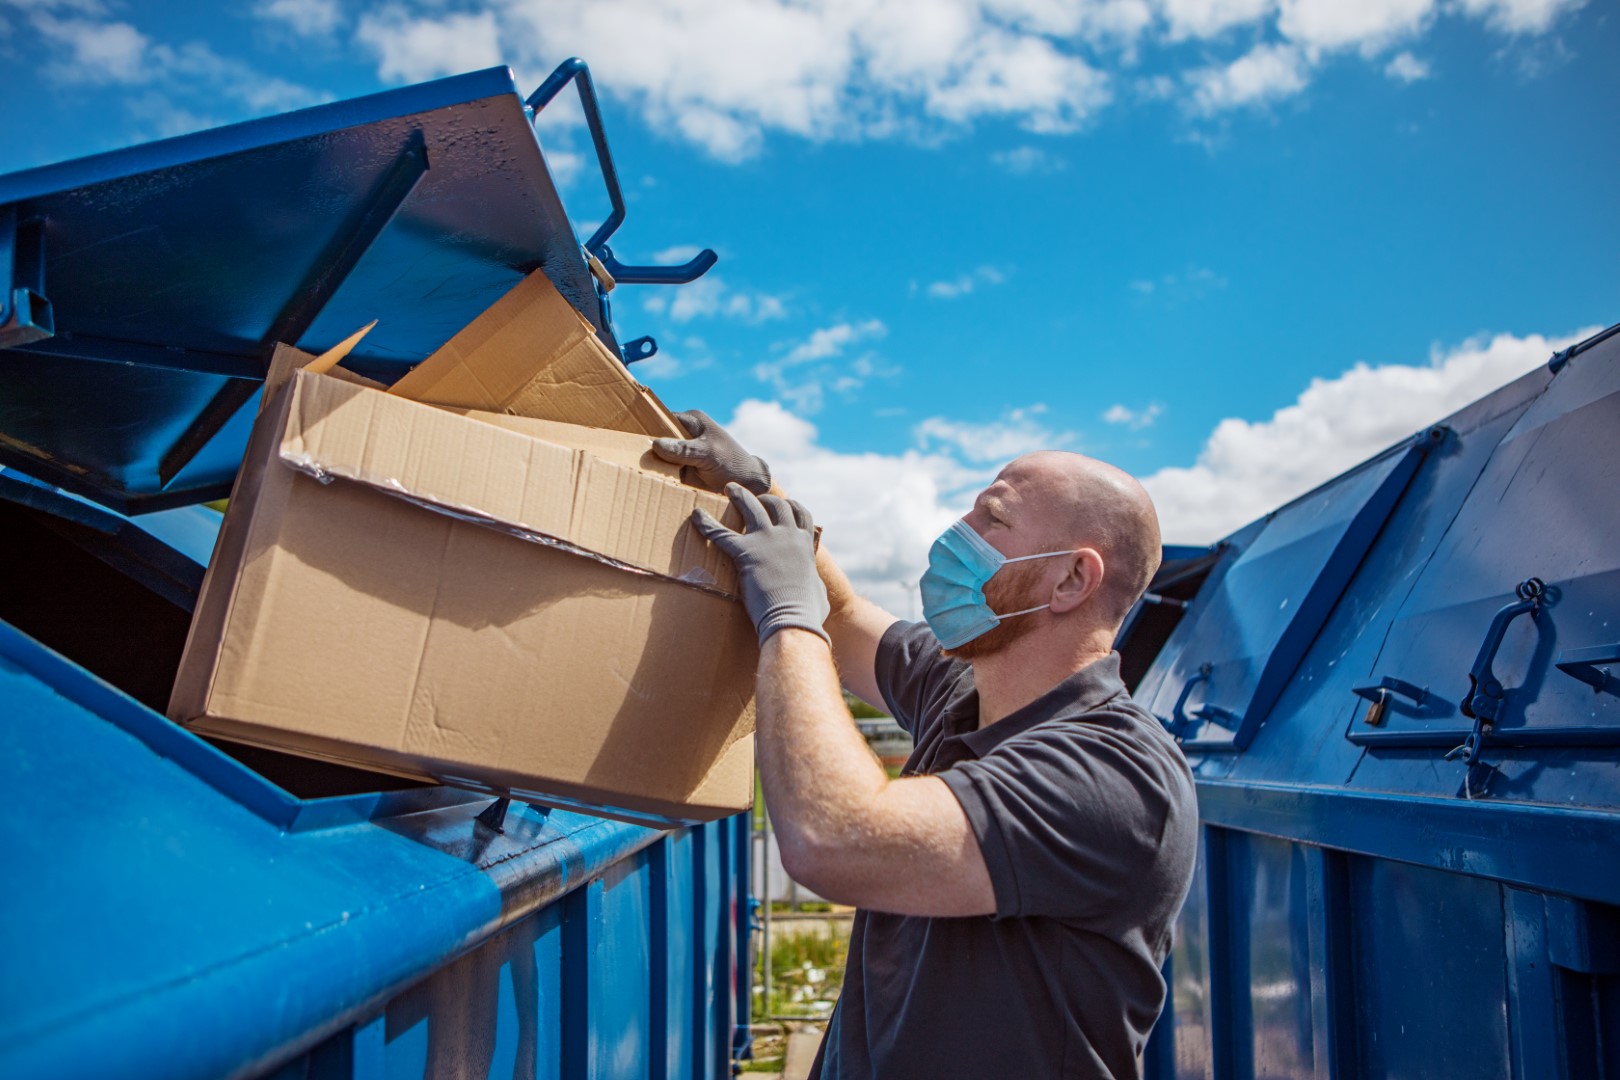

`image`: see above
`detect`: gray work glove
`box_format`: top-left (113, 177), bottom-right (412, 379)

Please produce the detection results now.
top-left (693, 484), bottom-right (830, 646)
top-left (653, 410), bottom-right (773, 496)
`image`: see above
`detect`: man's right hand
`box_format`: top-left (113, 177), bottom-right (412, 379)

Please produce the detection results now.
top-left (653, 404), bottom-right (898, 708)
top-left (652, 410), bottom-right (772, 495)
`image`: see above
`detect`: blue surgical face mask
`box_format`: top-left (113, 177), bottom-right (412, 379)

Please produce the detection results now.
top-left (919, 519), bottom-right (1076, 649)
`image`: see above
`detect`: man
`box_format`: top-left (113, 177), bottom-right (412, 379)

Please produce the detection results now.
top-left (654, 412), bottom-right (1198, 1080)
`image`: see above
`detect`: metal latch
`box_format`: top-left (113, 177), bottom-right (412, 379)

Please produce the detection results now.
top-left (1555, 644), bottom-right (1620, 695)
top-left (0, 205), bottom-right (54, 350)
top-left (1161, 662), bottom-right (1240, 738)
top-left (1448, 577), bottom-right (1545, 770)
top-left (1351, 676), bottom-right (1428, 727)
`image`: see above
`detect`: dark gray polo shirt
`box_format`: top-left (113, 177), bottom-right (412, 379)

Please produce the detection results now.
top-left (809, 621), bottom-right (1198, 1080)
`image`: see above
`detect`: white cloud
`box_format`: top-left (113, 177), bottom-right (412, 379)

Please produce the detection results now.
top-left (33, 14), bottom-right (145, 80)
top-left (1129, 266), bottom-right (1226, 298)
top-left (1185, 42), bottom-right (1310, 114)
top-left (26, 10), bottom-right (329, 124)
top-left (254, 0), bottom-right (341, 37)
top-left (414, 0), bottom-right (1120, 160)
top-left (782, 319), bottom-right (887, 364)
top-left (753, 319), bottom-right (892, 413)
top-left (728, 399), bottom-right (983, 616)
top-left (914, 403), bottom-right (1076, 463)
top-left (1142, 327), bottom-right (1598, 543)
top-left (292, 0), bottom-right (1599, 158)
top-left (1384, 50), bottom-right (1432, 81)
top-left (542, 146), bottom-right (587, 188)
top-left (78, 0), bottom-right (1565, 161)
top-left (1103, 402), bottom-right (1164, 428)
top-left (1455, 0), bottom-right (1585, 34)
top-left (924, 265), bottom-right (1006, 299)
top-left (1276, 0), bottom-right (1435, 53)
top-left (1159, 0), bottom-right (1276, 40)
top-left (355, 6), bottom-right (502, 83)
top-left (641, 274), bottom-right (788, 324)
top-left (721, 327), bottom-right (1594, 619)
top-left (990, 145), bottom-right (1065, 173)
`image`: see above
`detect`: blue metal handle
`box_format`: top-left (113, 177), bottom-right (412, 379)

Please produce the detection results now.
top-left (1446, 577), bottom-right (1545, 769)
top-left (1460, 577), bottom-right (1544, 724)
top-left (1163, 663), bottom-right (1223, 737)
top-left (527, 59), bottom-right (717, 285)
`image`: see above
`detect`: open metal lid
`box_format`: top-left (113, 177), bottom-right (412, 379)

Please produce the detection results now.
top-left (0, 67), bottom-right (607, 513)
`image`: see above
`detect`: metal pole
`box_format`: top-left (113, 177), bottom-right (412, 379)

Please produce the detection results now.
top-left (760, 805), bottom-right (772, 1017)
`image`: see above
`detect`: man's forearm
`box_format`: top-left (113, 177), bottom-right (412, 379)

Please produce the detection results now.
top-left (755, 629), bottom-right (888, 882)
top-left (813, 544), bottom-right (894, 708)
top-left (816, 544), bottom-right (862, 622)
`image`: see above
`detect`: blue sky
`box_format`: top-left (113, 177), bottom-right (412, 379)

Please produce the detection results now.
top-left (1, 0), bottom-right (1614, 611)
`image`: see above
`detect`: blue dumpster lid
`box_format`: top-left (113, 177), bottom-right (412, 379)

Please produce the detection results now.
top-left (0, 67), bottom-right (602, 514)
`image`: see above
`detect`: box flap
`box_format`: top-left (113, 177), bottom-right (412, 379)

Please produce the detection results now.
top-left (386, 270), bottom-right (684, 438)
top-left (279, 370), bottom-right (741, 596)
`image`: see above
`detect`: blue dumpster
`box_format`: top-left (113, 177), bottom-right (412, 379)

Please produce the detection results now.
top-left (1124, 324), bottom-right (1620, 1077)
top-left (0, 62), bottom-right (753, 1079)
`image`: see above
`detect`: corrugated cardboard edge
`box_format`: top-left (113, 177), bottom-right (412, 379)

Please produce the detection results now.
top-left (278, 369), bottom-right (742, 597)
top-left (191, 717), bottom-right (752, 824)
top-left (385, 269), bottom-right (684, 438)
top-left (170, 344), bottom-right (314, 726)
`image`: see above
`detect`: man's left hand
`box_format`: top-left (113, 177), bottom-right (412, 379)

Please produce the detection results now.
top-left (693, 484), bottom-right (830, 647)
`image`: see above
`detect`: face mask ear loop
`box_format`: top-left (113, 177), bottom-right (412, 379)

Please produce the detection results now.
top-left (993, 603), bottom-right (1052, 620)
top-left (1002, 548), bottom-right (1079, 565)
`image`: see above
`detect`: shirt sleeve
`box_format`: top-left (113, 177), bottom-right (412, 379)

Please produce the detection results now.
top-left (938, 715), bottom-right (1195, 929)
top-left (873, 620), bottom-right (966, 739)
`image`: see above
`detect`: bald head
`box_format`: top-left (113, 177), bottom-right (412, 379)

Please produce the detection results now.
top-left (995, 451), bottom-right (1162, 625)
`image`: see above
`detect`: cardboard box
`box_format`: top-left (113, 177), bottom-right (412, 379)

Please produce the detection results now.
top-left (171, 275), bottom-right (759, 825)
top-left (387, 267), bottom-right (685, 439)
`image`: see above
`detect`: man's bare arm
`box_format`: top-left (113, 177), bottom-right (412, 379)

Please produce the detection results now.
top-left (756, 627), bottom-right (995, 918)
top-left (816, 543), bottom-right (899, 710)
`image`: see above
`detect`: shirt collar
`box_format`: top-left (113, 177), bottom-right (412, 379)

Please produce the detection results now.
top-left (955, 652), bottom-right (1129, 758)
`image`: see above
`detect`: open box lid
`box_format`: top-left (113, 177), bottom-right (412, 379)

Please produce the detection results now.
top-left (0, 67), bottom-right (611, 514)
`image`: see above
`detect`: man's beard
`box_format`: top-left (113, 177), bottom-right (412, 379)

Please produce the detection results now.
top-left (941, 558), bottom-right (1050, 661)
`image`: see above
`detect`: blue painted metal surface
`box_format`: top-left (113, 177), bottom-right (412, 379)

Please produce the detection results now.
top-left (0, 63), bottom-right (711, 514)
top-left (0, 65), bottom-right (752, 1080)
top-left (1128, 322), bottom-right (1620, 1078)
top-left (0, 607), bottom-right (753, 1079)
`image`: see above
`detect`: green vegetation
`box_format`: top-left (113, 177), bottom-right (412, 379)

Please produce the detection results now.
top-left (844, 692), bottom-right (888, 720)
top-left (753, 926), bottom-right (847, 1021)
top-left (772, 900), bottom-right (832, 913)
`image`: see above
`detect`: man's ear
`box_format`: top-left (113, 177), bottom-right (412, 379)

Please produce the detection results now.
top-left (1049, 549), bottom-right (1104, 614)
